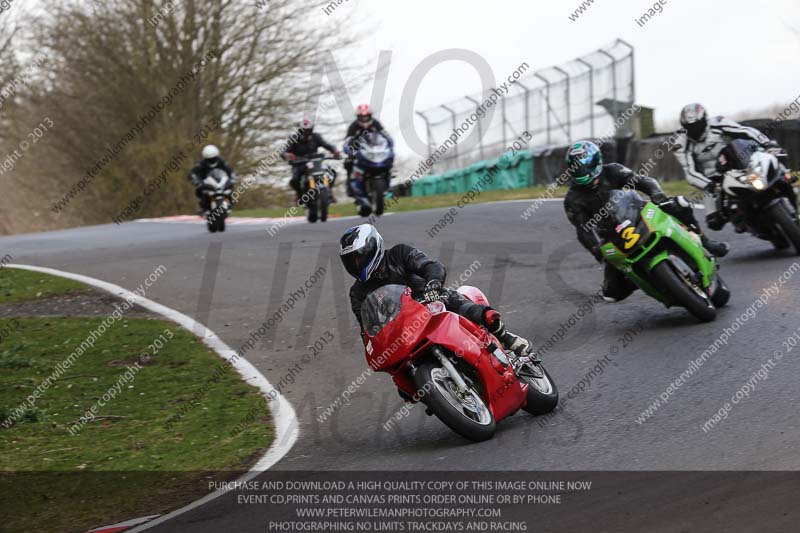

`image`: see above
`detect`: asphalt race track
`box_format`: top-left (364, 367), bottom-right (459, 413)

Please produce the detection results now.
top-left (5, 200), bottom-right (800, 532)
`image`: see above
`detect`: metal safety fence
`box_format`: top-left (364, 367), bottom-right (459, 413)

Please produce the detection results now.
top-left (417, 39), bottom-right (635, 174)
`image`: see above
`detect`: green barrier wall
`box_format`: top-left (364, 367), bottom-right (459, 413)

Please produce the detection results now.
top-left (411, 150), bottom-right (534, 197)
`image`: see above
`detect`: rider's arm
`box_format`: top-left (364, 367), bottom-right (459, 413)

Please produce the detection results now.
top-left (187, 163), bottom-right (202, 185)
top-left (714, 118), bottom-right (771, 146)
top-left (314, 133), bottom-right (338, 155)
top-left (564, 193), bottom-right (603, 262)
top-left (371, 120), bottom-right (393, 144)
top-left (606, 163), bottom-right (667, 203)
top-left (346, 121), bottom-right (360, 139)
top-left (675, 139), bottom-right (712, 190)
top-left (220, 160), bottom-right (237, 184)
top-left (282, 135), bottom-right (300, 160)
top-left (349, 284), bottom-right (367, 330)
top-left (396, 244), bottom-right (447, 285)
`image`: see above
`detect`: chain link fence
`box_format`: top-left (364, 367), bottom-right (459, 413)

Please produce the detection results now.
top-left (417, 39), bottom-right (635, 174)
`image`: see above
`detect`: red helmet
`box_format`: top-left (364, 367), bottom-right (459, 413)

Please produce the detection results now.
top-left (356, 104), bottom-right (373, 128)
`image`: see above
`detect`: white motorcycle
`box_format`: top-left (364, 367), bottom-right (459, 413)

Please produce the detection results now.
top-left (201, 168), bottom-right (233, 233)
top-left (713, 139), bottom-right (800, 253)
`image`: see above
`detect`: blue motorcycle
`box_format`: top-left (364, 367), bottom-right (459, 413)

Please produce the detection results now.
top-left (345, 131), bottom-right (394, 217)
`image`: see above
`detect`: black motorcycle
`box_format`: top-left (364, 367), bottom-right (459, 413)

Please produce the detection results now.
top-left (714, 139), bottom-right (800, 253)
top-left (292, 155), bottom-right (339, 223)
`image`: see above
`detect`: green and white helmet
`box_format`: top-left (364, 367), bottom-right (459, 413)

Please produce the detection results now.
top-left (566, 141), bottom-right (603, 187)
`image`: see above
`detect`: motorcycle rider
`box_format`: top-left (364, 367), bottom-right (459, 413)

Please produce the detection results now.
top-left (564, 141), bottom-right (730, 302)
top-left (676, 103), bottom-right (781, 230)
top-left (340, 224), bottom-right (533, 357)
top-left (343, 104), bottom-right (390, 196)
top-left (283, 118), bottom-right (341, 205)
top-left (188, 145), bottom-right (237, 214)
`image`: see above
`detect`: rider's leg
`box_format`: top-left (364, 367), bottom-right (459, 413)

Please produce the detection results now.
top-left (664, 196), bottom-right (730, 257)
top-left (195, 187), bottom-right (210, 214)
top-left (344, 160), bottom-right (354, 197)
top-left (289, 167), bottom-right (304, 205)
top-left (442, 290), bottom-right (532, 357)
top-left (704, 189), bottom-right (729, 231)
top-left (601, 264), bottom-right (637, 303)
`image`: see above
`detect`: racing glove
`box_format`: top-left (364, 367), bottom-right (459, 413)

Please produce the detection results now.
top-left (590, 245), bottom-right (604, 264)
top-left (650, 191), bottom-right (669, 205)
top-left (422, 280), bottom-right (444, 303)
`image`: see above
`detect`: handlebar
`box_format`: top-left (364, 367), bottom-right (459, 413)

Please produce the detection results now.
top-left (290, 156), bottom-right (342, 164)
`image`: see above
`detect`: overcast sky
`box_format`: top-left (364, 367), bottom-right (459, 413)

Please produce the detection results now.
top-left (313, 0), bottom-right (800, 162)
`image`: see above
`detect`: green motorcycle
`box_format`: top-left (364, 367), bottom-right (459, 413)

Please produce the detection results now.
top-left (597, 190), bottom-right (730, 322)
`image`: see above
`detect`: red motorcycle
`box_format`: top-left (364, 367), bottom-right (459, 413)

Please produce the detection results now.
top-left (362, 285), bottom-right (558, 442)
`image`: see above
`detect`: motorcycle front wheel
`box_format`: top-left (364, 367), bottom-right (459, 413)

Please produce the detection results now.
top-left (319, 188), bottom-right (330, 222)
top-left (516, 361), bottom-right (559, 415)
top-left (372, 176), bottom-right (386, 216)
top-left (307, 190), bottom-right (318, 223)
top-left (413, 359), bottom-right (496, 442)
top-left (651, 261), bottom-right (716, 322)
top-left (206, 201), bottom-right (217, 233)
top-left (767, 200), bottom-right (800, 254)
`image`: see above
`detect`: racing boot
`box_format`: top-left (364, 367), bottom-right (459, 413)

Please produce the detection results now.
top-left (484, 310), bottom-right (532, 358)
top-left (701, 235), bottom-right (730, 258)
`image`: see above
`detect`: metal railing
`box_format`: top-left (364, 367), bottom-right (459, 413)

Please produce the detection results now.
top-left (417, 39), bottom-right (635, 173)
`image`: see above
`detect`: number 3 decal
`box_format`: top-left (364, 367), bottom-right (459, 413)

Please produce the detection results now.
top-left (621, 227), bottom-right (641, 249)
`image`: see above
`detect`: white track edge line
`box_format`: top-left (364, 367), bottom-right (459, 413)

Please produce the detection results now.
top-left (7, 264), bottom-right (299, 532)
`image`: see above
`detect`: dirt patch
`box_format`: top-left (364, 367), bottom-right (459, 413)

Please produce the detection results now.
top-left (0, 288), bottom-right (157, 318)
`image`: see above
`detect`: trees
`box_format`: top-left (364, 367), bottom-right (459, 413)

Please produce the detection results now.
top-left (1, 0), bottom-right (360, 231)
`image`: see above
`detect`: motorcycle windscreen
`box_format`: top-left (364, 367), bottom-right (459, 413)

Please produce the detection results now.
top-left (359, 132), bottom-right (391, 164)
top-left (721, 139), bottom-right (760, 171)
top-left (596, 190), bottom-right (649, 252)
top-left (361, 285), bottom-right (407, 337)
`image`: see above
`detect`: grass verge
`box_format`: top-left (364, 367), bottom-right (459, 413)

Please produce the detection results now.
top-left (235, 181), bottom-right (699, 219)
top-left (0, 268), bottom-right (88, 304)
top-left (0, 271), bottom-right (273, 533)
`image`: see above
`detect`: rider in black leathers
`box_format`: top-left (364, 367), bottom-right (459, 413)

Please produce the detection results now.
top-left (564, 141), bottom-right (730, 302)
top-left (343, 104), bottom-right (389, 196)
top-left (283, 118), bottom-right (340, 204)
top-left (341, 224), bottom-right (533, 357)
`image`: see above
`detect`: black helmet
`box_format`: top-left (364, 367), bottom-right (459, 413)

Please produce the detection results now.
top-left (565, 141), bottom-right (603, 188)
top-left (340, 224), bottom-right (384, 282)
top-left (680, 103), bottom-right (709, 142)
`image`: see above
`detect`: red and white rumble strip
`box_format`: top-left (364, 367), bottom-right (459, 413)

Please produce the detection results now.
top-left (135, 215), bottom-right (305, 225)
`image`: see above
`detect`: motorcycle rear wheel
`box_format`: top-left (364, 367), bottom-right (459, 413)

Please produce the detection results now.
top-left (651, 261), bottom-right (716, 322)
top-left (413, 360), bottom-right (496, 442)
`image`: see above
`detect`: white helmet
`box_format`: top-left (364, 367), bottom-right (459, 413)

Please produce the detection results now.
top-left (202, 145), bottom-right (220, 167)
top-left (340, 224), bottom-right (384, 282)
